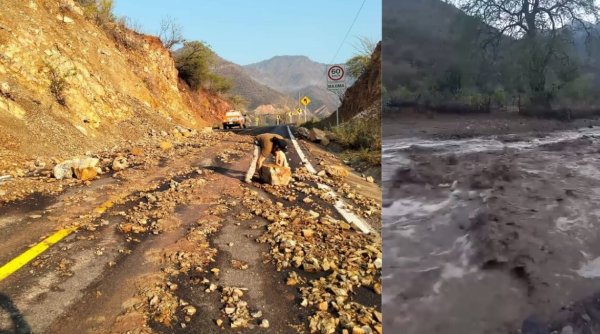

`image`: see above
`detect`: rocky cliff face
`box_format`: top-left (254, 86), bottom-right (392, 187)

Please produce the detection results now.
top-left (0, 0), bottom-right (230, 167)
top-left (323, 42), bottom-right (381, 124)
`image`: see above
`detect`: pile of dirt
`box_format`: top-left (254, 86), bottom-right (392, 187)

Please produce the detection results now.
top-left (242, 165), bottom-right (382, 334)
top-left (0, 0), bottom-right (232, 170)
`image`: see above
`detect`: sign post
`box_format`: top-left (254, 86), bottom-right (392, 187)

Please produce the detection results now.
top-left (304, 105), bottom-right (307, 123)
top-left (326, 64), bottom-right (346, 127)
top-left (300, 96), bottom-right (311, 123)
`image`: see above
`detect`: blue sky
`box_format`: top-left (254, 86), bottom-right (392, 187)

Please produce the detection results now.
top-left (114, 0), bottom-right (381, 65)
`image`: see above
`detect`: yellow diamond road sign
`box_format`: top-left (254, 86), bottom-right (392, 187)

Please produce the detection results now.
top-left (300, 96), bottom-right (311, 106)
top-left (296, 108), bottom-right (303, 114)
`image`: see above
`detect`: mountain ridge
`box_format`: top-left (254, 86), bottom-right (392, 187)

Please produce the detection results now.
top-left (212, 55), bottom-right (293, 110)
top-left (243, 55), bottom-right (341, 114)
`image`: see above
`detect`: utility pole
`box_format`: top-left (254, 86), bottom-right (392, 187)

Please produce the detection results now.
top-left (336, 91), bottom-right (342, 127)
top-left (298, 91), bottom-right (302, 124)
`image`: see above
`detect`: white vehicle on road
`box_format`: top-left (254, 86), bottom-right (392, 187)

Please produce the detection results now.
top-left (222, 110), bottom-right (247, 129)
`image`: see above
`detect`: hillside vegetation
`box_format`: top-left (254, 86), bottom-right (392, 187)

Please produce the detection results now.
top-left (326, 42), bottom-right (381, 125)
top-left (305, 42), bottom-right (381, 172)
top-left (383, 0), bottom-right (600, 117)
top-left (332, 42), bottom-right (381, 168)
top-left (0, 0), bottom-right (233, 168)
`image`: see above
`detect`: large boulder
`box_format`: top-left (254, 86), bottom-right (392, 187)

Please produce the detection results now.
top-left (74, 167), bottom-right (97, 181)
top-left (296, 127), bottom-right (310, 139)
top-left (53, 157), bottom-right (99, 180)
top-left (325, 165), bottom-right (349, 178)
top-left (53, 160), bottom-right (74, 180)
top-left (72, 157), bottom-right (99, 169)
top-left (260, 164), bottom-right (292, 186)
top-left (309, 128), bottom-right (330, 146)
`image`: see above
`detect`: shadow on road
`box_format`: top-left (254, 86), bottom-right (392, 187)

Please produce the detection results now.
top-left (0, 293), bottom-right (31, 334)
top-left (205, 166), bottom-right (246, 181)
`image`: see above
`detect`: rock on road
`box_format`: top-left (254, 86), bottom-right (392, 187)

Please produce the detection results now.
top-left (0, 125), bottom-right (381, 334)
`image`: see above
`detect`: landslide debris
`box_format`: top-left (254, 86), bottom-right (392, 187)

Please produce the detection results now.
top-left (241, 178), bottom-right (382, 333)
top-left (0, 0), bottom-right (232, 172)
top-left (0, 127), bottom-right (243, 205)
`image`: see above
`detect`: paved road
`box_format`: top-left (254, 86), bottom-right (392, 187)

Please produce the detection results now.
top-left (0, 126), bottom-right (381, 334)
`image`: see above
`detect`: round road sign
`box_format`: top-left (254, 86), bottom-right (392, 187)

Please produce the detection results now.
top-left (327, 65), bottom-right (345, 81)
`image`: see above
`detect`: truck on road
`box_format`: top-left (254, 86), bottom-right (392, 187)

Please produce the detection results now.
top-left (222, 110), bottom-right (247, 129)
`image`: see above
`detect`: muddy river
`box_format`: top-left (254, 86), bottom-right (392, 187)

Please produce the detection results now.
top-left (383, 127), bottom-right (600, 334)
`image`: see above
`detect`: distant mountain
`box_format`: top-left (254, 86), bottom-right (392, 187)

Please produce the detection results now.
top-left (212, 56), bottom-right (292, 110)
top-left (243, 55), bottom-right (341, 114)
top-left (244, 56), bottom-right (325, 92)
top-left (212, 54), bottom-right (343, 117)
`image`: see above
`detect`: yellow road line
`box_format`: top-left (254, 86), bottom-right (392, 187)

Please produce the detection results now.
top-left (94, 199), bottom-right (116, 214)
top-left (0, 227), bottom-right (76, 282)
top-left (0, 194), bottom-right (125, 283)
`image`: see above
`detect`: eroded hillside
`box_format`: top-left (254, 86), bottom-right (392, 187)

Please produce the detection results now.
top-left (0, 0), bottom-right (231, 170)
top-left (325, 42), bottom-right (381, 124)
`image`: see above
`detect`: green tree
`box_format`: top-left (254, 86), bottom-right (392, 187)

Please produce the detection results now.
top-left (346, 37), bottom-right (377, 78)
top-left (174, 41), bottom-right (231, 94)
top-left (436, 68), bottom-right (462, 95)
top-left (453, 0), bottom-right (600, 107)
top-left (228, 95), bottom-right (248, 110)
top-left (174, 41), bottom-right (215, 90)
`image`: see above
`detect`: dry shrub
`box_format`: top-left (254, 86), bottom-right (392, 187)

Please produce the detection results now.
top-left (48, 66), bottom-right (76, 106)
top-left (103, 18), bottom-right (142, 50)
top-left (75, 0), bottom-right (141, 50)
top-left (331, 115), bottom-right (381, 151)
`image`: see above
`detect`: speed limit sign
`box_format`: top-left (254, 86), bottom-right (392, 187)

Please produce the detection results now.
top-left (327, 65), bottom-right (345, 81)
top-left (326, 64), bottom-right (346, 93)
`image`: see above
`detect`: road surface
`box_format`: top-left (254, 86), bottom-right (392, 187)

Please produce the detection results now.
top-left (0, 126), bottom-right (381, 334)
